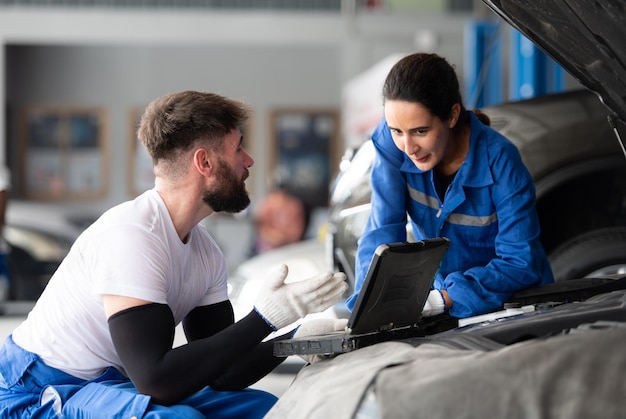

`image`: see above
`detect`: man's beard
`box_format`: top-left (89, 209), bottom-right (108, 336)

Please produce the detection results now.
top-left (203, 159), bottom-right (251, 213)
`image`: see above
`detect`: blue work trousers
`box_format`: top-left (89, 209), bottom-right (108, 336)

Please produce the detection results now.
top-left (0, 335), bottom-right (277, 418)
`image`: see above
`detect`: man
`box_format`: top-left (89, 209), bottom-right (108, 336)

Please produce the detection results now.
top-left (0, 91), bottom-right (348, 418)
top-left (251, 187), bottom-right (307, 255)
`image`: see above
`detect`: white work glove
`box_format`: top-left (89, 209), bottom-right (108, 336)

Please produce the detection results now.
top-left (254, 264), bottom-right (348, 331)
top-left (422, 289), bottom-right (446, 317)
top-left (293, 318), bottom-right (349, 364)
top-left (294, 318), bottom-right (349, 339)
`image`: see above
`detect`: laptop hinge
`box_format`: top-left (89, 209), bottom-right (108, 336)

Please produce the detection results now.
top-left (377, 323), bottom-right (395, 332)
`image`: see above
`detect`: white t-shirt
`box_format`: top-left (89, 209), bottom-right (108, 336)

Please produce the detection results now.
top-left (13, 189), bottom-right (229, 379)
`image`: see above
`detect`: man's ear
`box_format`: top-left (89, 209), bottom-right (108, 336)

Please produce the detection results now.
top-left (193, 148), bottom-right (215, 177)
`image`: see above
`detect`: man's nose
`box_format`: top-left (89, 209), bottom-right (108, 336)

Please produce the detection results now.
top-left (243, 150), bottom-right (254, 168)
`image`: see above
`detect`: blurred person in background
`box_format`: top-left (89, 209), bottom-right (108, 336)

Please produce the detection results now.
top-left (0, 91), bottom-right (347, 418)
top-left (347, 53), bottom-right (553, 319)
top-left (250, 187), bottom-right (308, 256)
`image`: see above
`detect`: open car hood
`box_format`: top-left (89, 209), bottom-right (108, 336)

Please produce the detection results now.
top-left (482, 0), bottom-right (626, 123)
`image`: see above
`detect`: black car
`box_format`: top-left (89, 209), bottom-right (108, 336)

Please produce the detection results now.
top-left (266, 1), bottom-right (626, 417)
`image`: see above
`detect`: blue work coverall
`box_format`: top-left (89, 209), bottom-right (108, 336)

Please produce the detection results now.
top-left (346, 112), bottom-right (553, 318)
top-left (0, 335), bottom-right (276, 418)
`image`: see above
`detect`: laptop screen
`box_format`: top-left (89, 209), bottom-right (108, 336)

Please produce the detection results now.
top-left (348, 238), bottom-right (450, 335)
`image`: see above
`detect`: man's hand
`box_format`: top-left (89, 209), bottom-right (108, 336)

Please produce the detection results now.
top-left (254, 264), bottom-right (348, 330)
top-left (294, 317), bottom-right (348, 339)
top-left (293, 318), bottom-right (348, 364)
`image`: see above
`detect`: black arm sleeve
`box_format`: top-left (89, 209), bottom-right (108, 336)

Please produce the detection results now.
top-left (182, 300), bottom-right (234, 341)
top-left (181, 301), bottom-right (294, 390)
top-left (209, 331), bottom-right (295, 391)
top-left (108, 302), bottom-right (277, 406)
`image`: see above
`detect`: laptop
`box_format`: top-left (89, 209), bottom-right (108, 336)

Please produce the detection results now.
top-left (273, 237), bottom-right (450, 357)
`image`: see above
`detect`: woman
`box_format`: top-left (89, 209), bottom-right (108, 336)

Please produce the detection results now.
top-left (346, 53), bottom-right (553, 318)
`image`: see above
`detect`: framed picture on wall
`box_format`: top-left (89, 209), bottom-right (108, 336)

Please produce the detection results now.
top-left (269, 109), bottom-right (340, 209)
top-left (19, 106), bottom-right (108, 200)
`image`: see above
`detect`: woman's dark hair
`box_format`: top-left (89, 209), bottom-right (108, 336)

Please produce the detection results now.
top-left (383, 53), bottom-right (470, 128)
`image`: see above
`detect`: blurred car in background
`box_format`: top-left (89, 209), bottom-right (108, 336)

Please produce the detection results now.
top-left (3, 201), bottom-right (96, 301)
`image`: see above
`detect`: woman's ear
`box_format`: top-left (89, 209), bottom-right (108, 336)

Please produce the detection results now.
top-left (448, 103), bottom-right (462, 128)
